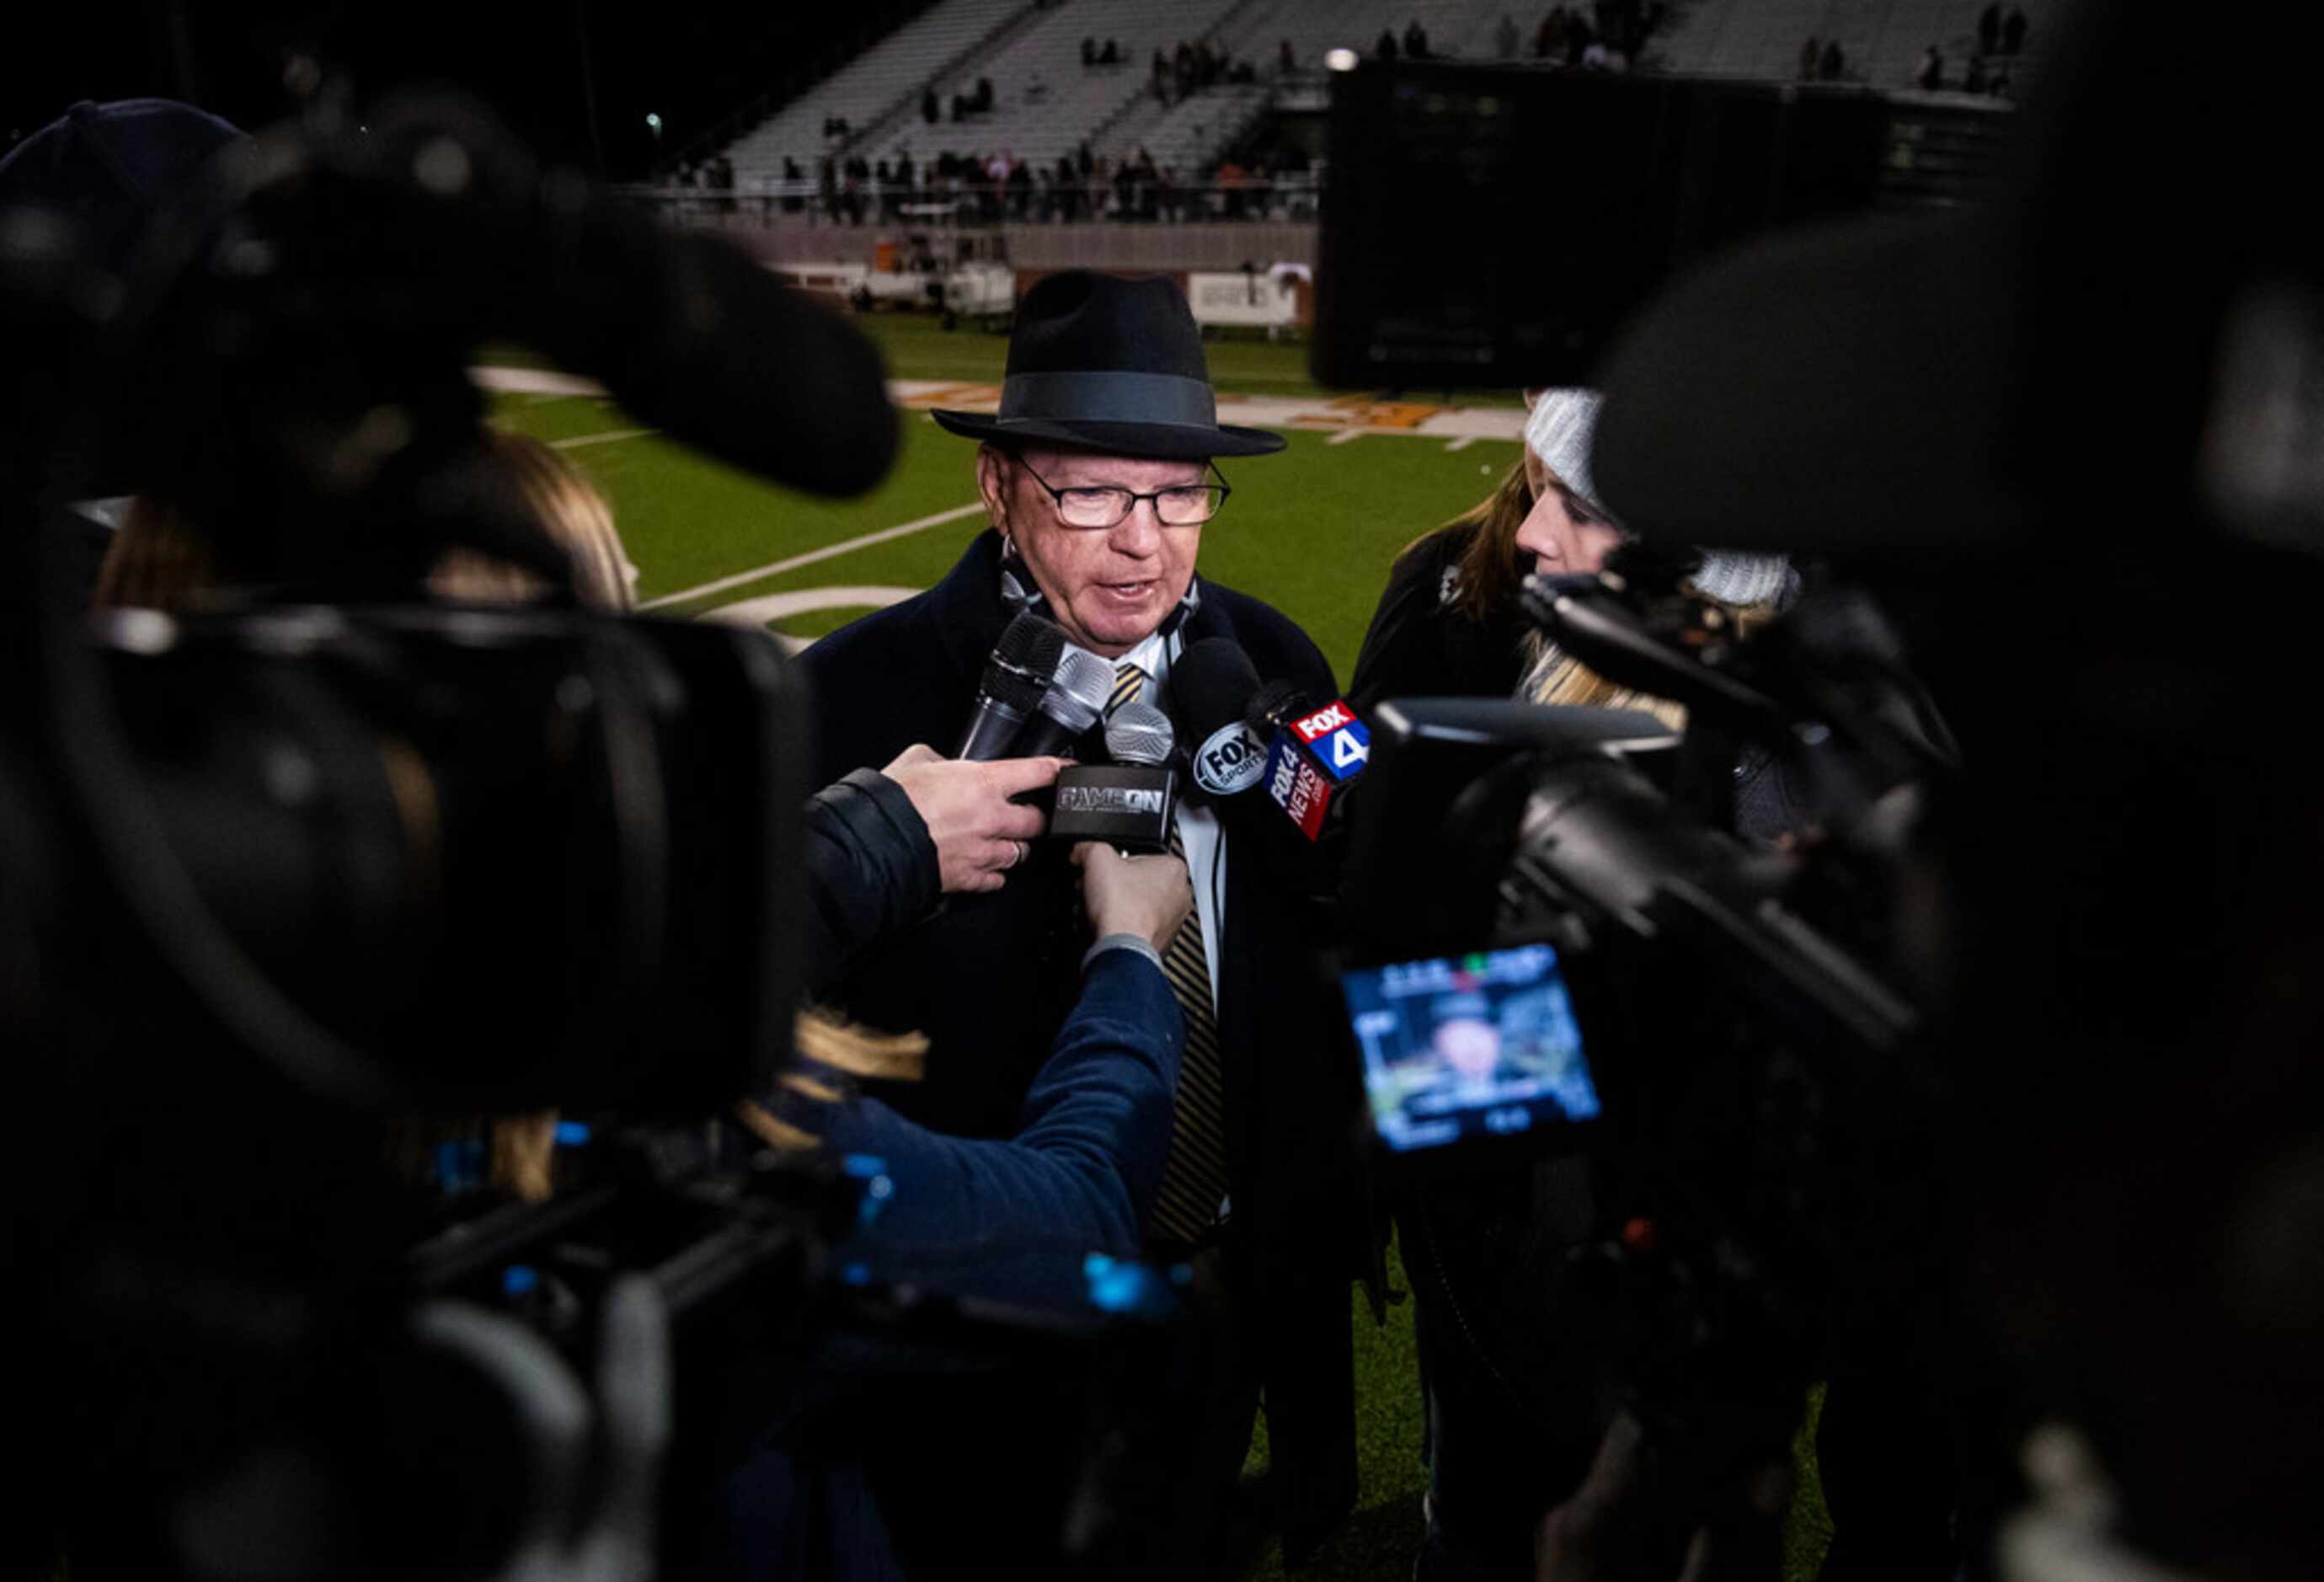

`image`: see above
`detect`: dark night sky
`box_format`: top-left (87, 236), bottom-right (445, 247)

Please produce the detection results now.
top-left (1, 1), bottom-right (874, 178)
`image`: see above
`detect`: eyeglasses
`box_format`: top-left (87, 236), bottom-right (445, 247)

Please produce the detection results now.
top-left (1012, 457), bottom-right (1231, 529)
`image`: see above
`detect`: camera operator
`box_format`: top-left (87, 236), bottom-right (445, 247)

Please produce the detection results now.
top-left (1350, 389), bottom-right (1627, 712)
top-left (1348, 389), bottom-right (1809, 1582)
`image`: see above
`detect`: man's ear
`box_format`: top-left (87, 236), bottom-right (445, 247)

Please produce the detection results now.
top-left (975, 446), bottom-right (1016, 542)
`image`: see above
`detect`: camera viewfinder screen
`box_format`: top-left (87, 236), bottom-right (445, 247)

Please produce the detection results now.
top-left (1341, 945), bottom-right (1601, 1152)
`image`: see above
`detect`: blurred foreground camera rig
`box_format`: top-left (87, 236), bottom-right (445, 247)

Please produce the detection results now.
top-left (1339, 540), bottom-right (1962, 1506)
top-left (0, 94), bottom-right (1186, 1582)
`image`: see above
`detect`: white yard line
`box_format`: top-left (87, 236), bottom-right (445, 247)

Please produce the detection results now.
top-left (1326, 429), bottom-right (1365, 446)
top-left (1445, 436), bottom-right (1477, 452)
top-left (638, 501), bottom-right (986, 611)
top-left (552, 428), bottom-right (660, 450)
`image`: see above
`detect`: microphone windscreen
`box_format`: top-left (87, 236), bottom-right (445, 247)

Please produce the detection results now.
top-left (1047, 646), bottom-right (1115, 732)
top-left (1104, 701), bottom-right (1175, 767)
top-left (988, 610), bottom-right (1065, 710)
top-left (1173, 638), bottom-right (1263, 739)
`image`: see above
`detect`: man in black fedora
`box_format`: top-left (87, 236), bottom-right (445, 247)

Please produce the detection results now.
top-left (800, 270), bottom-right (1362, 1568)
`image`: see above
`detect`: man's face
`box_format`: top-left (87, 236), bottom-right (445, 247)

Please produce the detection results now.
top-left (1433, 1017), bottom-right (1502, 1081)
top-left (978, 445), bottom-right (1206, 657)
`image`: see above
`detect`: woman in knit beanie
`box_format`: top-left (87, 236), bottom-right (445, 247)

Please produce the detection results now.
top-left (1350, 387), bottom-right (1798, 722)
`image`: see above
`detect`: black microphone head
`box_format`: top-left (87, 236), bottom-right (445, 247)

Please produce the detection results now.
top-left (1172, 639), bottom-right (1274, 801)
top-left (1104, 701), bottom-right (1175, 767)
top-left (1245, 679), bottom-right (1307, 735)
top-left (1042, 646), bottom-right (1115, 733)
top-left (987, 610), bottom-right (1066, 711)
top-left (1173, 638), bottom-right (1263, 738)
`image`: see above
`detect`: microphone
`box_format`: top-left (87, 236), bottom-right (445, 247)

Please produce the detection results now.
top-left (1253, 690), bottom-right (1371, 844)
top-left (1174, 639), bottom-right (1273, 804)
top-left (957, 612), bottom-right (1067, 760)
top-left (1168, 639), bottom-right (1343, 894)
top-left (1049, 702), bottom-right (1179, 852)
top-left (1012, 645), bottom-right (1114, 759)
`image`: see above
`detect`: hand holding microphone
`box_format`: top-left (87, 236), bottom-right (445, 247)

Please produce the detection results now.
top-left (1073, 842), bottom-right (1193, 957)
top-left (880, 744), bottom-right (1068, 894)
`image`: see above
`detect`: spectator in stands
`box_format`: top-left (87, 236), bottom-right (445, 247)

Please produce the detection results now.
top-left (975, 76), bottom-right (995, 112)
top-left (1159, 163), bottom-right (1181, 223)
top-left (1979, 3), bottom-right (2002, 56)
top-left (781, 155), bottom-right (804, 213)
top-left (1536, 7), bottom-right (1568, 59)
top-left (1152, 46), bottom-right (1171, 103)
top-left (2002, 5), bottom-right (2028, 53)
top-left (1918, 44), bottom-right (1944, 89)
top-left (1965, 56), bottom-right (1990, 94)
top-left (1077, 138), bottom-right (1093, 177)
top-left (921, 86), bottom-right (938, 124)
top-left (1820, 38), bottom-right (1846, 79)
top-left (1100, 37), bottom-right (1120, 65)
top-left (1498, 13), bottom-right (1522, 58)
top-left (1801, 36), bottom-right (1822, 80)
top-left (1215, 154), bottom-right (1250, 219)
top-left (1082, 35), bottom-right (1098, 66)
top-left (1377, 26), bottom-right (1400, 60)
top-left (1279, 37), bottom-right (1296, 73)
top-left (1404, 18), bottom-right (1431, 58)
top-left (1563, 13), bottom-right (1595, 64)
top-left (895, 149), bottom-right (915, 195)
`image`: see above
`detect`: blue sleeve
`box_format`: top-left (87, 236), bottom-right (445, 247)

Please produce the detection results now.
top-left (802, 949), bottom-right (1183, 1288)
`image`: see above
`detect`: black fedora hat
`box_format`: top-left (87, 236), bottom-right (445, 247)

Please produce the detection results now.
top-left (932, 271), bottom-right (1285, 460)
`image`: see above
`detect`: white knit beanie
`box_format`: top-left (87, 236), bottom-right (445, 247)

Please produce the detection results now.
top-left (1687, 550), bottom-right (1798, 609)
top-left (1524, 388), bottom-right (1602, 508)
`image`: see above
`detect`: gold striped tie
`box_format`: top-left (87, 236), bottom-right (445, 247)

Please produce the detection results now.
top-left (1108, 660), bottom-right (1148, 718)
top-left (1109, 660), bottom-right (1228, 1243)
top-left (1151, 843), bottom-right (1230, 1243)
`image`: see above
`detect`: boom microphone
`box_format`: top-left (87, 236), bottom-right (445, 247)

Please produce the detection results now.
top-left (1012, 646), bottom-right (1114, 759)
top-left (958, 612), bottom-right (1066, 760)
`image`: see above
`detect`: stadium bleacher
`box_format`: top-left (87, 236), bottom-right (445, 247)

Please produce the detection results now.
top-left (1650, 0), bottom-right (2044, 91)
top-left (1098, 0), bottom-right (1512, 180)
top-left (720, 0), bottom-right (1034, 183)
top-left (698, 0), bottom-right (2035, 207)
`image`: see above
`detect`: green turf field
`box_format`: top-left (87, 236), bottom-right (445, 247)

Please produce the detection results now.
top-left (483, 313), bottom-right (1830, 1582)
top-left (485, 379), bottom-right (1525, 682)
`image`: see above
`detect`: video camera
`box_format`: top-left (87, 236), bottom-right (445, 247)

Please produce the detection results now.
top-left (1, 94), bottom-right (1188, 1582)
top-left (1334, 537), bottom-right (1958, 1476)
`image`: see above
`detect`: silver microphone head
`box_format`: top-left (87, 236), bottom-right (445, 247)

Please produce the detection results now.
top-left (1104, 700), bottom-right (1176, 767)
top-left (1044, 646), bottom-right (1116, 732)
